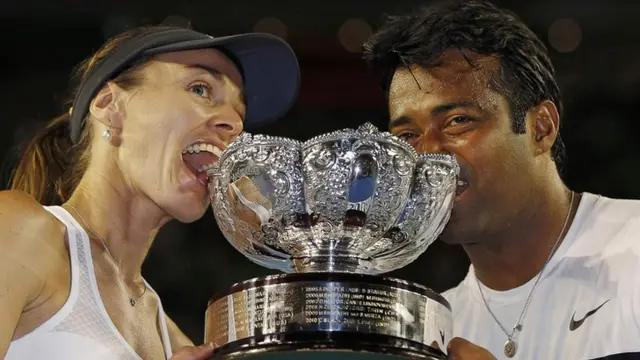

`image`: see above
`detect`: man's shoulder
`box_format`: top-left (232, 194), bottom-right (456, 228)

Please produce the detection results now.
top-left (441, 267), bottom-right (473, 306)
top-left (441, 285), bottom-right (461, 307)
top-left (586, 192), bottom-right (640, 224)
top-left (577, 193), bottom-right (640, 249)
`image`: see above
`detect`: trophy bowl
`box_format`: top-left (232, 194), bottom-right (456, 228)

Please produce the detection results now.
top-left (206, 123), bottom-right (459, 359)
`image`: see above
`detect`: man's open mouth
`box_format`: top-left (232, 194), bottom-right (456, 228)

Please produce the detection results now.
top-left (181, 141), bottom-right (224, 187)
top-left (456, 179), bottom-right (469, 197)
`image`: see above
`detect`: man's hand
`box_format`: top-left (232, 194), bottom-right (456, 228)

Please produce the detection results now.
top-left (447, 337), bottom-right (497, 360)
top-left (169, 344), bottom-right (215, 360)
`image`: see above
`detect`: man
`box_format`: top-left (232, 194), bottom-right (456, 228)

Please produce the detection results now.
top-left (363, 1), bottom-right (640, 359)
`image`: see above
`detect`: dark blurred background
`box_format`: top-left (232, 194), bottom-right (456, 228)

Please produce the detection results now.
top-left (1, 0), bottom-right (639, 341)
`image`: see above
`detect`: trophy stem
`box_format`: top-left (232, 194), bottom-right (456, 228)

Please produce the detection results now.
top-left (292, 255), bottom-right (366, 273)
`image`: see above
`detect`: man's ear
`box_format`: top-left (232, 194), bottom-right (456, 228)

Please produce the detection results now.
top-left (527, 100), bottom-right (560, 155)
top-left (89, 81), bottom-right (126, 130)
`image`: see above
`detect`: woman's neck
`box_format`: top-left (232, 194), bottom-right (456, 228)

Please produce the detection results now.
top-left (63, 167), bottom-right (171, 281)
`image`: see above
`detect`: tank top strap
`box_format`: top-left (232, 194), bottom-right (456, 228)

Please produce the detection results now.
top-left (18, 206), bottom-right (84, 334)
top-left (45, 206), bottom-right (173, 359)
top-left (144, 279), bottom-right (174, 358)
top-left (43, 205), bottom-right (143, 359)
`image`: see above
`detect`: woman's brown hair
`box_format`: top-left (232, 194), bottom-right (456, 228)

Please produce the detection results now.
top-left (8, 27), bottom-right (158, 205)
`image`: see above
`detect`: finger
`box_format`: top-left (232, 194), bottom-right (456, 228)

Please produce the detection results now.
top-left (430, 340), bottom-right (442, 351)
top-left (447, 337), bottom-right (496, 360)
top-left (171, 344), bottom-right (215, 360)
top-left (447, 337), bottom-right (476, 358)
top-left (447, 336), bottom-right (470, 350)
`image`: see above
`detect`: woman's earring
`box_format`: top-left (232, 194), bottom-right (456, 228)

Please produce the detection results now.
top-left (102, 129), bottom-right (112, 141)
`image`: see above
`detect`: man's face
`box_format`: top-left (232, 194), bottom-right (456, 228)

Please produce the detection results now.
top-left (388, 50), bottom-right (537, 245)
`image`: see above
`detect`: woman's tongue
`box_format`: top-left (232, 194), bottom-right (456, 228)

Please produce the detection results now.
top-left (183, 152), bottom-right (218, 186)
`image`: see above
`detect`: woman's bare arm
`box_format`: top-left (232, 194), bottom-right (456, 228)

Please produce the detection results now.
top-left (0, 191), bottom-right (66, 356)
top-left (165, 313), bottom-right (196, 352)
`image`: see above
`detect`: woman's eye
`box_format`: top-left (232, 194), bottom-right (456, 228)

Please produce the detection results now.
top-left (189, 83), bottom-right (211, 98)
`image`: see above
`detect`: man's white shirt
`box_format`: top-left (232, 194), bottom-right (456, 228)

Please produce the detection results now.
top-left (443, 192), bottom-right (640, 360)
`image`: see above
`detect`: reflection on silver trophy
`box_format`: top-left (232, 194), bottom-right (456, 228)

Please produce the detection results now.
top-left (206, 123), bottom-right (459, 359)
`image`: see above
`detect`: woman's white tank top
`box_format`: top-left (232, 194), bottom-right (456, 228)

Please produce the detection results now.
top-left (5, 206), bottom-right (174, 359)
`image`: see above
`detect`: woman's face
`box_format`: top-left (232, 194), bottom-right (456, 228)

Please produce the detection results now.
top-left (106, 48), bottom-right (245, 222)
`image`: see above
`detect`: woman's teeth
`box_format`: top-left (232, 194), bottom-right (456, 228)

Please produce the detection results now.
top-left (197, 163), bottom-right (218, 173)
top-left (182, 143), bottom-right (222, 155)
top-left (182, 143), bottom-right (223, 173)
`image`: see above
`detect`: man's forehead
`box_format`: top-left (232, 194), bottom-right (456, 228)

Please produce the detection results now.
top-left (437, 49), bottom-right (500, 71)
top-left (390, 50), bottom-right (499, 97)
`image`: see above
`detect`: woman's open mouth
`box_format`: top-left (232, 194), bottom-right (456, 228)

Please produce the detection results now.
top-left (181, 141), bottom-right (223, 187)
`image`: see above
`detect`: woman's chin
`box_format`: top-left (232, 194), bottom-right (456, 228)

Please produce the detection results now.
top-left (161, 191), bottom-right (211, 224)
top-left (174, 204), bottom-right (210, 223)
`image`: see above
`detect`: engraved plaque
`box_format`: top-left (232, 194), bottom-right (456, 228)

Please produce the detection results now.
top-left (205, 274), bottom-right (451, 355)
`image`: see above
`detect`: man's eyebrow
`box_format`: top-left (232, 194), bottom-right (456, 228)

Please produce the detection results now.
top-left (389, 116), bottom-right (414, 129)
top-left (389, 100), bottom-right (483, 129)
top-left (429, 100), bottom-right (482, 117)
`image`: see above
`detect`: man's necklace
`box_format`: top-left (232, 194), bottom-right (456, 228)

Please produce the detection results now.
top-left (66, 203), bottom-right (147, 306)
top-left (475, 191), bottom-right (575, 358)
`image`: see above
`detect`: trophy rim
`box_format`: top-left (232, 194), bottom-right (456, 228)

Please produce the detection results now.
top-left (207, 272), bottom-right (451, 311)
top-left (210, 331), bottom-right (447, 359)
top-left (300, 123), bottom-right (419, 161)
top-left (211, 132), bottom-right (302, 174)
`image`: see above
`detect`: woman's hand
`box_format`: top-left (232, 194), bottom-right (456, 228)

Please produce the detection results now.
top-left (169, 343), bottom-right (215, 360)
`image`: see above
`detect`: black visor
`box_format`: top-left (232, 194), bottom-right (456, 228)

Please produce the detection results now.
top-left (69, 27), bottom-right (300, 143)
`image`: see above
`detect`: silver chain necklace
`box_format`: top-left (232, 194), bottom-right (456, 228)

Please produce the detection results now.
top-left (476, 191), bottom-right (574, 358)
top-left (66, 203), bottom-right (148, 306)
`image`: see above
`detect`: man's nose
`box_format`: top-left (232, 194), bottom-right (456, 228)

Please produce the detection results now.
top-left (415, 130), bottom-right (443, 154)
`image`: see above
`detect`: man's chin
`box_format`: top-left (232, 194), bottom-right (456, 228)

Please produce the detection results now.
top-left (436, 216), bottom-right (470, 245)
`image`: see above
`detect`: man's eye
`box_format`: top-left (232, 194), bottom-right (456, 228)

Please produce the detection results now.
top-left (397, 133), bottom-right (418, 140)
top-left (447, 116), bottom-right (472, 127)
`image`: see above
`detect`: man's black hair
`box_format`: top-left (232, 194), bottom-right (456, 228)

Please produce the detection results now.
top-left (362, 0), bottom-right (566, 172)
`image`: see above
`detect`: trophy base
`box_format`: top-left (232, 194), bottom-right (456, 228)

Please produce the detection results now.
top-left (210, 332), bottom-right (446, 360)
top-left (205, 273), bottom-right (451, 360)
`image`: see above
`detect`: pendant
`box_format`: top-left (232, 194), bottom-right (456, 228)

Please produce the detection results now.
top-left (130, 298), bottom-right (136, 306)
top-left (504, 339), bottom-right (517, 358)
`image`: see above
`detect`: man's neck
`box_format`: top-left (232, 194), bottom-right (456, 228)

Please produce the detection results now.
top-left (63, 167), bottom-right (171, 282)
top-left (464, 186), bottom-right (579, 291)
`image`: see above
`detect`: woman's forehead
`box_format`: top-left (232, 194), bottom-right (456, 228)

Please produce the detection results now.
top-left (147, 48), bottom-right (243, 86)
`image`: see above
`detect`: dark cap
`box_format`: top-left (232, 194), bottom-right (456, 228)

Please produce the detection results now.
top-left (69, 26), bottom-right (300, 143)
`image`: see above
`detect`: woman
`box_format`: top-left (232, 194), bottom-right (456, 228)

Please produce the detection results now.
top-left (0, 25), bottom-right (300, 359)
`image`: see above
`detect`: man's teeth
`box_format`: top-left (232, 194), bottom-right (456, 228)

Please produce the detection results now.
top-left (457, 180), bottom-right (467, 187)
top-left (182, 143), bottom-right (223, 156)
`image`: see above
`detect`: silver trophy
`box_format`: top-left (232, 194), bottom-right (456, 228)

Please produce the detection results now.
top-left (205, 123), bottom-right (459, 360)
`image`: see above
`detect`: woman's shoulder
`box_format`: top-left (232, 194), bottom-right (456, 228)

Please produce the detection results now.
top-left (0, 189), bottom-right (52, 215)
top-left (0, 190), bottom-right (69, 269)
top-left (0, 191), bottom-right (71, 340)
top-left (0, 190), bottom-right (65, 224)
